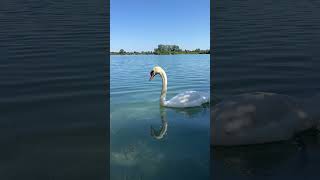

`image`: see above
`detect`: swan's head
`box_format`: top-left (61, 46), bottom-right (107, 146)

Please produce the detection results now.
top-left (149, 66), bottom-right (163, 81)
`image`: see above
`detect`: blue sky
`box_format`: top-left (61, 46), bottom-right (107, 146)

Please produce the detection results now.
top-left (111, 0), bottom-right (210, 52)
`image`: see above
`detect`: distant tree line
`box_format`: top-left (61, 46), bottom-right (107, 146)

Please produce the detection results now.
top-left (154, 44), bottom-right (182, 55)
top-left (111, 44), bottom-right (210, 55)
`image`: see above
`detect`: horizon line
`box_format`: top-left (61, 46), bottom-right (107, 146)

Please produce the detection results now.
top-left (110, 48), bottom-right (210, 52)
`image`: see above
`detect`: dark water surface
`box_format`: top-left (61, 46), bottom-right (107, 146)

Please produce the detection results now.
top-left (212, 0), bottom-right (320, 179)
top-left (1, 0), bottom-right (108, 179)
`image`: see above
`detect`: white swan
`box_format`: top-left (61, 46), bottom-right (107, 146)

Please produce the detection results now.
top-left (149, 66), bottom-right (209, 108)
top-left (211, 92), bottom-right (320, 146)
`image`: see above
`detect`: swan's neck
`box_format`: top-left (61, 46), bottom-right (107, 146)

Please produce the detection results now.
top-left (159, 69), bottom-right (167, 106)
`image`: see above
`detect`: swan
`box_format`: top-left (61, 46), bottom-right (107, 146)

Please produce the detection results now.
top-left (211, 92), bottom-right (320, 146)
top-left (149, 66), bottom-right (209, 108)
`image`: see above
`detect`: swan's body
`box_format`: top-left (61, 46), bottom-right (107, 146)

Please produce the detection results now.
top-left (163, 90), bottom-right (210, 108)
top-left (211, 92), bottom-right (320, 146)
top-left (149, 66), bottom-right (209, 108)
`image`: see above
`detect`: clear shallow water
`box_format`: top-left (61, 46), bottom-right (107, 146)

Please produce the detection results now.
top-left (110, 55), bottom-right (210, 179)
top-left (212, 0), bottom-right (320, 179)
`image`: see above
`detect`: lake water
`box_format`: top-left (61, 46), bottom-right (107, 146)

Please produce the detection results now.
top-left (110, 54), bottom-right (210, 180)
top-left (1, 0), bottom-right (108, 179)
top-left (212, 0), bottom-right (320, 179)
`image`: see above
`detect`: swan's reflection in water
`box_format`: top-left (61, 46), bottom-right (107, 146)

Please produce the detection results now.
top-left (111, 104), bottom-right (210, 179)
top-left (150, 107), bottom-right (168, 140)
top-left (150, 104), bottom-right (210, 140)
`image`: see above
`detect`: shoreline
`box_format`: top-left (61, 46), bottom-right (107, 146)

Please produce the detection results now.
top-left (110, 53), bottom-right (210, 56)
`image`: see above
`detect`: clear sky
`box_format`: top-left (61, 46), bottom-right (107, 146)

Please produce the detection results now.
top-left (111, 0), bottom-right (210, 52)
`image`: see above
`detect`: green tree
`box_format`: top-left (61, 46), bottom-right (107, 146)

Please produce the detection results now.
top-left (119, 49), bottom-right (126, 55)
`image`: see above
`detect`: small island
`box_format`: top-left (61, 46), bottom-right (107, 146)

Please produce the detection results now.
top-left (111, 44), bottom-right (210, 55)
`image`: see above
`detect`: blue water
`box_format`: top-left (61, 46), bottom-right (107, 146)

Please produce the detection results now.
top-left (212, 0), bottom-right (320, 179)
top-left (110, 55), bottom-right (210, 180)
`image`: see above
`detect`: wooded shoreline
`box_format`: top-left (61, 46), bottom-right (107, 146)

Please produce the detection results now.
top-left (111, 44), bottom-right (210, 55)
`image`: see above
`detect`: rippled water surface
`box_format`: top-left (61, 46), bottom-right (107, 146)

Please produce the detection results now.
top-left (1, 0), bottom-right (107, 179)
top-left (111, 55), bottom-right (210, 180)
top-left (212, 0), bottom-right (320, 179)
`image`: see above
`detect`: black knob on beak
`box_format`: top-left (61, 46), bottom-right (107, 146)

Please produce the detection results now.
top-left (149, 70), bottom-right (154, 81)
